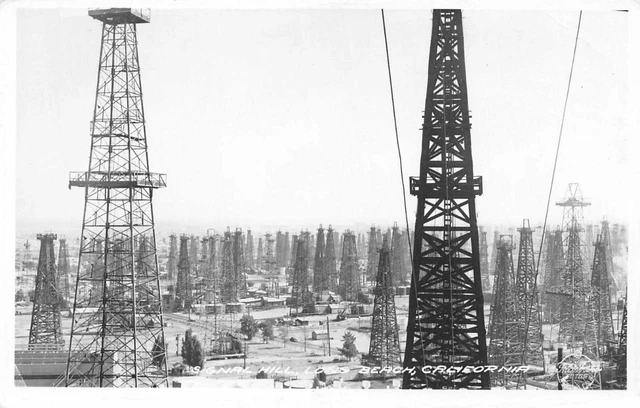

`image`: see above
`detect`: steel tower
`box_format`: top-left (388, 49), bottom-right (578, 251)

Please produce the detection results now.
top-left (556, 183), bottom-right (590, 343)
top-left (65, 8), bottom-right (167, 387)
top-left (367, 236), bottom-right (401, 368)
top-left (29, 233), bottom-right (64, 348)
top-left (313, 225), bottom-right (327, 292)
top-left (487, 236), bottom-right (522, 387)
top-left (515, 220), bottom-right (544, 378)
top-left (57, 236), bottom-right (72, 304)
top-left (402, 9), bottom-right (488, 389)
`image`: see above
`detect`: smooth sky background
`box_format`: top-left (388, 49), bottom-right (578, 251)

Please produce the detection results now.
top-left (14, 7), bottom-right (630, 237)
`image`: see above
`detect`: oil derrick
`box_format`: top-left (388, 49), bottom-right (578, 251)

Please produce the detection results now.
top-left (175, 235), bottom-right (191, 310)
top-left (246, 230), bottom-right (254, 270)
top-left (29, 233), bottom-right (64, 348)
top-left (400, 229), bottom-right (412, 282)
top-left (479, 227), bottom-right (491, 293)
top-left (291, 236), bottom-right (312, 314)
top-left (338, 234), bottom-right (344, 260)
top-left (57, 236), bottom-right (71, 304)
top-left (339, 231), bottom-right (359, 302)
top-left (390, 223), bottom-right (404, 287)
top-left (308, 232), bottom-right (316, 270)
top-left (487, 236), bottom-right (522, 387)
top-left (376, 228), bottom-right (382, 250)
top-left (313, 225), bottom-right (328, 292)
top-left (204, 235), bottom-right (217, 303)
top-left (556, 183), bottom-right (590, 343)
top-left (490, 230), bottom-right (499, 276)
top-left (324, 226), bottom-right (338, 292)
top-left (367, 236), bottom-right (401, 368)
top-left (264, 233), bottom-right (276, 273)
top-left (585, 224), bottom-right (595, 269)
top-left (275, 231), bottom-right (284, 267)
top-left (284, 232), bottom-right (290, 267)
top-left (189, 235), bottom-right (199, 277)
top-left (585, 234), bottom-right (614, 358)
top-left (167, 235), bottom-right (178, 281)
top-left (402, 9), bottom-right (489, 390)
top-left (233, 229), bottom-right (246, 297)
top-left (257, 237), bottom-right (264, 270)
top-left (542, 228), bottom-right (564, 323)
top-left (65, 8), bottom-right (167, 388)
top-left (600, 220), bottom-right (618, 297)
top-left (515, 220), bottom-right (544, 373)
top-left (288, 234), bottom-right (299, 286)
top-left (615, 295), bottom-right (627, 388)
top-left (366, 225), bottom-right (379, 284)
top-left (220, 231), bottom-right (236, 303)
top-left (22, 240), bottom-right (32, 270)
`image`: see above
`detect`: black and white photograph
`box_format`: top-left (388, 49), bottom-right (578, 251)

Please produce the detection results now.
top-left (0, 0), bottom-right (638, 405)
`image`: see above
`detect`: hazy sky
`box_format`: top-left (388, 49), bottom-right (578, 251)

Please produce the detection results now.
top-left (13, 6), bottom-right (630, 237)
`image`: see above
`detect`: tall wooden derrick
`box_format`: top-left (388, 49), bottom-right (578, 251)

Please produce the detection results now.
top-left (275, 231), bottom-right (284, 268)
top-left (204, 235), bottom-right (217, 303)
top-left (167, 235), bottom-right (178, 281)
top-left (233, 229), bottom-right (246, 297)
top-left (615, 295), bottom-right (627, 388)
top-left (288, 234), bottom-right (298, 286)
top-left (585, 234), bottom-right (614, 359)
top-left (29, 233), bottom-right (64, 349)
top-left (479, 227), bottom-right (491, 293)
top-left (367, 236), bottom-right (401, 368)
top-left (339, 231), bottom-right (359, 302)
top-left (175, 235), bottom-right (191, 310)
top-left (585, 224), bottom-right (595, 270)
top-left (245, 230), bottom-right (254, 270)
top-left (514, 220), bottom-right (544, 376)
top-left (400, 229), bottom-right (412, 283)
top-left (366, 225), bottom-right (379, 285)
top-left (291, 236), bottom-right (312, 313)
top-left (556, 184), bottom-right (590, 343)
top-left (65, 8), bottom-right (167, 387)
top-left (220, 231), bottom-right (236, 303)
top-left (189, 236), bottom-right (199, 277)
top-left (313, 225), bottom-right (328, 292)
top-left (600, 220), bottom-right (618, 298)
top-left (324, 226), bottom-right (338, 292)
top-left (487, 237), bottom-right (522, 387)
top-left (390, 223), bottom-right (404, 287)
top-left (264, 233), bottom-right (276, 273)
top-left (490, 230), bottom-right (499, 276)
top-left (402, 10), bottom-right (488, 390)
top-left (257, 237), bottom-right (264, 270)
top-left (57, 236), bottom-right (71, 304)
top-left (306, 230), bottom-right (316, 271)
top-left (284, 232), bottom-right (290, 268)
top-left (542, 228), bottom-right (564, 323)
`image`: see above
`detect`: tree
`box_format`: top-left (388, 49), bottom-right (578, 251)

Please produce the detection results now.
top-left (240, 314), bottom-right (259, 340)
top-left (15, 289), bottom-right (25, 302)
top-left (259, 320), bottom-right (274, 343)
top-left (181, 329), bottom-right (205, 369)
top-left (152, 335), bottom-right (166, 369)
top-left (338, 330), bottom-right (358, 361)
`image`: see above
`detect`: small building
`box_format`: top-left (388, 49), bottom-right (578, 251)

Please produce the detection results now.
top-left (262, 297), bottom-right (286, 309)
top-left (311, 331), bottom-right (329, 341)
top-left (294, 318), bottom-right (309, 326)
top-left (317, 291), bottom-right (341, 304)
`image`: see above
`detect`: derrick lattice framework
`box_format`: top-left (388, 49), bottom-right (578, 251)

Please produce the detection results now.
top-left (167, 235), bottom-right (177, 281)
top-left (586, 233), bottom-right (614, 357)
top-left (368, 236), bottom-right (401, 368)
top-left (57, 236), bottom-right (72, 304)
top-left (542, 228), bottom-right (564, 322)
top-left (291, 235), bottom-right (312, 313)
top-left (220, 231), bottom-right (236, 303)
top-left (515, 220), bottom-right (544, 376)
top-left (264, 233), bottom-right (276, 273)
top-left (479, 227), bottom-right (490, 292)
top-left (487, 237), bottom-right (522, 387)
top-left (233, 229), bottom-right (246, 297)
top-left (390, 223), bottom-right (404, 287)
top-left (246, 230), bottom-right (254, 270)
top-left (175, 235), bottom-right (191, 310)
top-left (313, 225), bottom-right (328, 292)
top-left (615, 295), bottom-right (627, 388)
top-left (556, 183), bottom-right (590, 343)
top-left (366, 225), bottom-right (379, 284)
top-left (402, 9), bottom-right (488, 390)
top-left (189, 236), bottom-right (199, 277)
top-left (29, 233), bottom-right (64, 348)
top-left (325, 226), bottom-right (338, 292)
top-left (257, 238), bottom-right (264, 270)
top-left (65, 8), bottom-right (167, 387)
top-left (339, 231), bottom-right (359, 302)
top-left (204, 235), bottom-right (217, 303)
